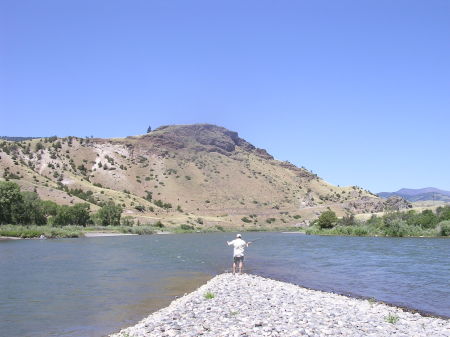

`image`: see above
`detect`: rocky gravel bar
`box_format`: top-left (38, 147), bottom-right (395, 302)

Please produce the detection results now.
top-left (111, 273), bottom-right (449, 337)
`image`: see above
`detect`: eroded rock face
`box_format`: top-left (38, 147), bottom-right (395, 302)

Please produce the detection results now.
top-left (145, 124), bottom-right (273, 159)
top-left (383, 196), bottom-right (412, 211)
top-left (345, 196), bottom-right (411, 213)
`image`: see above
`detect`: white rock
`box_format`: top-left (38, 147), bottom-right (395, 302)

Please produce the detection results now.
top-left (109, 273), bottom-right (450, 337)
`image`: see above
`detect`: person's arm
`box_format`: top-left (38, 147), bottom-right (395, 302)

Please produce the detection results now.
top-left (227, 240), bottom-right (232, 246)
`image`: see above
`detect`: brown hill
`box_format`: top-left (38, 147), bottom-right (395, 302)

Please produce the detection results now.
top-left (0, 124), bottom-right (409, 229)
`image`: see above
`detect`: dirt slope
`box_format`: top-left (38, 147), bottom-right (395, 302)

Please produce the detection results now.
top-left (0, 124), bottom-right (408, 229)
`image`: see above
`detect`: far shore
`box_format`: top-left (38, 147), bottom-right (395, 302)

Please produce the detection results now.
top-left (3, 225), bottom-right (450, 240)
top-left (83, 232), bottom-right (139, 237)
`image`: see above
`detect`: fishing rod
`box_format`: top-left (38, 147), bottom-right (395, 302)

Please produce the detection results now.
top-left (248, 238), bottom-right (263, 244)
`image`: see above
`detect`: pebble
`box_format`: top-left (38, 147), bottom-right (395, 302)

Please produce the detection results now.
top-left (110, 273), bottom-right (450, 337)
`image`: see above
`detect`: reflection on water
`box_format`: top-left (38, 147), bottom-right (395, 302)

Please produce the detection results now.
top-left (0, 233), bottom-right (449, 337)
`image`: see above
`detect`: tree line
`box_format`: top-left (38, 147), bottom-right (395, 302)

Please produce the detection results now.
top-left (311, 206), bottom-right (450, 237)
top-left (0, 181), bottom-right (123, 226)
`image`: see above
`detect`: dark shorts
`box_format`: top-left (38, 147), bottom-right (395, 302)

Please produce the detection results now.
top-left (233, 256), bottom-right (244, 264)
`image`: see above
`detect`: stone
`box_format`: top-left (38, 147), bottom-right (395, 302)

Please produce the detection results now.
top-left (110, 273), bottom-right (450, 337)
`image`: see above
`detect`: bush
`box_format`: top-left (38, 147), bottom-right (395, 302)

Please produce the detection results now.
top-left (121, 216), bottom-right (135, 226)
top-left (153, 199), bottom-right (172, 209)
top-left (145, 191), bottom-right (153, 201)
top-left (154, 221), bottom-right (164, 228)
top-left (437, 206), bottom-right (450, 221)
top-left (340, 213), bottom-right (357, 226)
top-left (438, 221), bottom-right (450, 236)
top-left (134, 205), bottom-right (145, 212)
top-left (52, 203), bottom-right (91, 227)
top-left (352, 226), bottom-right (369, 236)
top-left (406, 209), bottom-right (438, 228)
top-left (180, 224), bottom-right (194, 231)
top-left (241, 217), bottom-right (252, 223)
top-left (317, 210), bottom-right (338, 229)
top-left (204, 292), bottom-right (215, 299)
top-left (0, 181), bottom-right (23, 224)
top-left (95, 202), bottom-right (122, 226)
top-left (383, 219), bottom-right (409, 237)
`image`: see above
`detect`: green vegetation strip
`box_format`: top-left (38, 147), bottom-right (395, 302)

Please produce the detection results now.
top-left (307, 208), bottom-right (450, 237)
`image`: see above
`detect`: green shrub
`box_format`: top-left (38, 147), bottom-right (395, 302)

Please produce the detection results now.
top-left (241, 217), bottom-right (252, 223)
top-left (122, 226), bottom-right (154, 235)
top-left (204, 291), bottom-right (215, 299)
top-left (0, 225), bottom-right (83, 238)
top-left (352, 226), bottom-right (369, 236)
top-left (383, 219), bottom-right (409, 237)
top-left (437, 206), bottom-right (450, 221)
top-left (134, 205), bottom-right (145, 212)
top-left (154, 221), bottom-right (164, 228)
top-left (385, 313), bottom-right (399, 324)
top-left (438, 221), bottom-right (450, 236)
top-left (153, 199), bottom-right (172, 209)
top-left (180, 224), bottom-right (194, 231)
top-left (317, 210), bottom-right (338, 229)
top-left (95, 202), bottom-right (122, 226)
top-left (121, 216), bottom-right (135, 226)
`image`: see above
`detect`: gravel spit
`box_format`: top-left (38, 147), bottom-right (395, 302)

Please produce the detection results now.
top-left (110, 273), bottom-right (450, 337)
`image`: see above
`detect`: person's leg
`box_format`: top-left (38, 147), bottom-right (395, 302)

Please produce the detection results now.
top-left (232, 261), bottom-right (236, 275)
top-left (239, 259), bottom-right (244, 274)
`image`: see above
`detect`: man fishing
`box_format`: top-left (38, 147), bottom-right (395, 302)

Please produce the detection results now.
top-left (227, 234), bottom-right (254, 275)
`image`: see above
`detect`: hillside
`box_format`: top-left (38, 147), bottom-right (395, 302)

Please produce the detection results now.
top-left (378, 188), bottom-right (450, 202)
top-left (0, 124), bottom-right (409, 229)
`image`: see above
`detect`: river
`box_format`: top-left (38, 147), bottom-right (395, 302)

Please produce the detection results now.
top-left (0, 233), bottom-right (448, 336)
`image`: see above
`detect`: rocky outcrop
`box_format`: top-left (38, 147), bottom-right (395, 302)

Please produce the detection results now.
top-left (146, 124), bottom-right (273, 159)
top-left (383, 196), bottom-right (412, 211)
top-left (345, 196), bottom-right (412, 213)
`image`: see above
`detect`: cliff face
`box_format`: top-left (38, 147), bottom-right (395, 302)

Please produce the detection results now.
top-left (139, 124), bottom-right (273, 159)
top-left (0, 124), bottom-right (408, 228)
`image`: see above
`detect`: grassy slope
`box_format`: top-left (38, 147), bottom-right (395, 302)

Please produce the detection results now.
top-left (0, 125), bottom-right (384, 230)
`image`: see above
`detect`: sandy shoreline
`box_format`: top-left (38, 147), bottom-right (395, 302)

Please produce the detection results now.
top-left (83, 232), bottom-right (139, 237)
top-left (110, 273), bottom-right (449, 337)
top-left (0, 236), bottom-right (22, 240)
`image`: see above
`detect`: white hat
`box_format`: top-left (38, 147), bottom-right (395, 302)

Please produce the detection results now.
top-left (236, 234), bottom-right (242, 238)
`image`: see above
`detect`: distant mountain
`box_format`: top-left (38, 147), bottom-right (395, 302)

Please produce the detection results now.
top-left (0, 136), bottom-right (42, 142)
top-left (378, 188), bottom-right (450, 202)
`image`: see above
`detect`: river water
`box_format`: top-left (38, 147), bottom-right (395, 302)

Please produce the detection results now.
top-left (0, 233), bottom-right (449, 337)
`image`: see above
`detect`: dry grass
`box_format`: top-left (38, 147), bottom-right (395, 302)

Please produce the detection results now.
top-left (0, 125), bottom-right (380, 229)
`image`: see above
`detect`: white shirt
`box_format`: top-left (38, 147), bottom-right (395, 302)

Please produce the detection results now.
top-left (227, 238), bottom-right (247, 257)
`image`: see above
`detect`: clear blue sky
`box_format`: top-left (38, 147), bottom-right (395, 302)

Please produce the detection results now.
top-left (1, 0), bottom-right (449, 192)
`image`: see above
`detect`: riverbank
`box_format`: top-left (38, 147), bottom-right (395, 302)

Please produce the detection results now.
top-left (0, 236), bottom-right (22, 240)
top-left (0, 225), bottom-right (158, 238)
top-left (111, 273), bottom-right (449, 337)
top-left (305, 224), bottom-right (449, 238)
top-left (0, 224), bottom-right (304, 239)
top-left (1, 222), bottom-right (449, 240)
